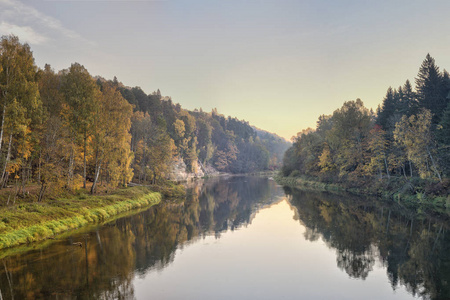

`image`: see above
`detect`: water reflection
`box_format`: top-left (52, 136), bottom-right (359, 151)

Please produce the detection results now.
top-left (285, 187), bottom-right (450, 299)
top-left (0, 176), bottom-right (283, 299)
top-left (0, 177), bottom-right (449, 299)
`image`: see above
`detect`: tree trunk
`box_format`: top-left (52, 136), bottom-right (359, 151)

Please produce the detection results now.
top-left (67, 141), bottom-right (74, 190)
top-left (84, 235), bottom-right (89, 288)
top-left (410, 218), bottom-right (413, 236)
top-left (1, 134), bottom-right (12, 188)
top-left (21, 162), bottom-right (26, 197)
top-left (409, 161), bottom-right (413, 177)
top-left (384, 157), bottom-right (390, 179)
top-left (83, 131), bottom-right (87, 189)
top-left (38, 183), bottom-right (47, 202)
top-left (13, 178), bottom-right (18, 205)
top-left (3, 261), bottom-right (13, 300)
top-left (91, 148), bottom-right (103, 194)
top-left (91, 163), bottom-right (101, 194)
top-left (28, 159), bottom-right (32, 185)
top-left (432, 223), bottom-right (443, 254)
top-left (402, 164), bottom-right (407, 180)
top-left (141, 148), bottom-right (146, 183)
top-left (0, 104), bottom-right (5, 155)
top-left (38, 150), bottom-right (41, 183)
top-left (427, 148), bottom-right (442, 182)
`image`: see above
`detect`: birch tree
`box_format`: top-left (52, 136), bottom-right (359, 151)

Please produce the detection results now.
top-left (394, 109), bottom-right (441, 181)
top-left (90, 84), bottom-right (132, 193)
top-left (61, 63), bottom-right (97, 189)
top-left (0, 35), bottom-right (41, 189)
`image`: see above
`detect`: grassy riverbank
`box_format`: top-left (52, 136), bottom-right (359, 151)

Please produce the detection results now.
top-left (0, 186), bottom-right (162, 250)
top-left (275, 174), bottom-right (450, 211)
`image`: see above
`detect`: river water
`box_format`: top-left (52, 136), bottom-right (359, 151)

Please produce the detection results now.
top-left (0, 176), bottom-right (449, 299)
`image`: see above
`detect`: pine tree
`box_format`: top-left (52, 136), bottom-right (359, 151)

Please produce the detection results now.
top-left (401, 79), bottom-right (418, 116)
top-left (440, 69), bottom-right (450, 112)
top-left (415, 54), bottom-right (445, 125)
top-left (376, 87), bottom-right (397, 131)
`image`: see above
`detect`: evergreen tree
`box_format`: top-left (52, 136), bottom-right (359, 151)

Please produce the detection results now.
top-left (440, 69), bottom-right (450, 111)
top-left (401, 79), bottom-right (418, 116)
top-left (376, 87), bottom-right (397, 131)
top-left (415, 54), bottom-right (445, 125)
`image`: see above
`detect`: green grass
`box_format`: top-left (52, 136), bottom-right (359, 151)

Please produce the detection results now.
top-left (0, 186), bottom-right (161, 250)
top-left (274, 175), bottom-right (345, 193)
top-left (275, 174), bottom-right (450, 212)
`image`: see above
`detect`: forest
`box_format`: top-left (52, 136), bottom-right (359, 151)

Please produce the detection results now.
top-left (0, 35), bottom-right (290, 201)
top-left (282, 54), bottom-right (450, 200)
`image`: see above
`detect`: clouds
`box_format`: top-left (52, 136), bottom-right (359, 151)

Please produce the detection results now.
top-left (0, 0), bottom-right (92, 46)
top-left (0, 21), bottom-right (49, 45)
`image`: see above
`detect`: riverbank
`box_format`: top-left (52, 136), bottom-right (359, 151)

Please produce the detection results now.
top-left (275, 175), bottom-right (450, 212)
top-left (0, 186), bottom-right (162, 250)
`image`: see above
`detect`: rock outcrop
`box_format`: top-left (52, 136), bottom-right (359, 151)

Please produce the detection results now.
top-left (168, 157), bottom-right (219, 182)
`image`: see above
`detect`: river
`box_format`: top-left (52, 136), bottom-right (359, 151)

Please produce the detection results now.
top-left (0, 176), bottom-right (449, 299)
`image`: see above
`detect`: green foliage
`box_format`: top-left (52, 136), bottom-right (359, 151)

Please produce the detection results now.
top-left (415, 54), bottom-right (448, 125)
top-left (281, 54), bottom-right (450, 204)
top-left (0, 35), bottom-right (288, 206)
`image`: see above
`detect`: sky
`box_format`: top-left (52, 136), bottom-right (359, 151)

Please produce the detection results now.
top-left (1, 0), bottom-right (450, 140)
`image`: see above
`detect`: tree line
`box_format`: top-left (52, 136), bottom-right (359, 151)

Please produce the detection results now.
top-left (0, 35), bottom-right (290, 201)
top-left (282, 54), bottom-right (450, 196)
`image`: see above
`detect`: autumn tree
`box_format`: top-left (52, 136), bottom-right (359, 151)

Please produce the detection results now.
top-left (146, 123), bottom-right (176, 183)
top-left (365, 125), bottom-right (389, 179)
top-left (393, 109), bottom-right (441, 181)
top-left (90, 84), bottom-right (133, 193)
top-left (436, 102), bottom-right (450, 176)
top-left (0, 35), bottom-right (42, 190)
top-left (196, 118), bottom-right (214, 165)
top-left (61, 63), bottom-right (98, 189)
top-left (330, 99), bottom-right (372, 176)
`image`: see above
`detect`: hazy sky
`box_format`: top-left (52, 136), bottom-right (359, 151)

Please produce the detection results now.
top-left (1, 0), bottom-right (450, 139)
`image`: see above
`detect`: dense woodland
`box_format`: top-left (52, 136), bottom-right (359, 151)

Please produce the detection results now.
top-left (0, 35), bottom-right (289, 201)
top-left (282, 54), bottom-right (450, 198)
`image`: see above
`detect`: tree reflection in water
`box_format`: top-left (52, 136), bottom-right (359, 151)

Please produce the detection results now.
top-left (285, 187), bottom-right (450, 299)
top-left (0, 178), bottom-right (449, 299)
top-left (0, 176), bottom-right (282, 299)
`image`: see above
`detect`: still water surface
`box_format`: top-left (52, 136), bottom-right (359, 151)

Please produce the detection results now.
top-left (0, 176), bottom-right (449, 299)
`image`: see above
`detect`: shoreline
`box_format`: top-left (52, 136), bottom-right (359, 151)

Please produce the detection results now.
top-left (0, 186), bottom-right (162, 251)
top-left (275, 175), bottom-right (450, 213)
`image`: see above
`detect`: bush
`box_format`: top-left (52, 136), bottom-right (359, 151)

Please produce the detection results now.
top-left (289, 170), bottom-right (301, 177)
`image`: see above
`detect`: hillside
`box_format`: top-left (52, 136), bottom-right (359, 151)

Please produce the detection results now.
top-left (0, 35), bottom-right (288, 202)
